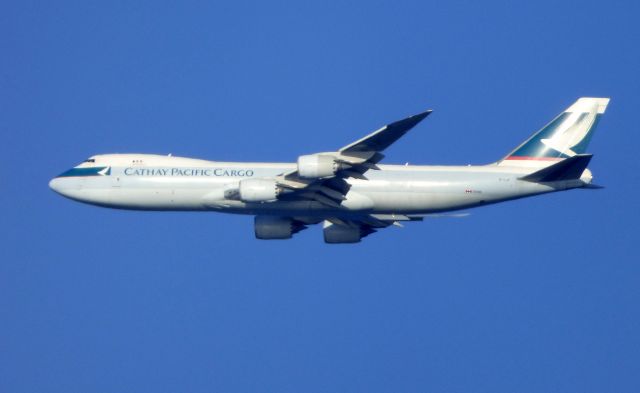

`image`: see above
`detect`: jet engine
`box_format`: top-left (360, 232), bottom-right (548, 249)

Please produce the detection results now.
top-left (254, 216), bottom-right (306, 239)
top-left (297, 154), bottom-right (340, 178)
top-left (323, 221), bottom-right (373, 244)
top-left (224, 178), bottom-right (280, 202)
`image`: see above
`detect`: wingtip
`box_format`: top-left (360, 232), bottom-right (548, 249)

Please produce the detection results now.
top-left (407, 109), bottom-right (432, 123)
top-left (416, 109), bottom-right (433, 118)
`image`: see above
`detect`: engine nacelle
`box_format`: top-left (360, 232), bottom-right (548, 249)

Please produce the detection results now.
top-left (323, 221), bottom-right (363, 244)
top-left (297, 154), bottom-right (339, 178)
top-left (237, 178), bottom-right (279, 202)
top-left (255, 216), bottom-right (304, 239)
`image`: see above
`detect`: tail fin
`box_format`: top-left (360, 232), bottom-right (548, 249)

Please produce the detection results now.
top-left (498, 97), bottom-right (609, 167)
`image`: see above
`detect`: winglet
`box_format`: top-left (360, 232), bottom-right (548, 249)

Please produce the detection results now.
top-left (519, 154), bottom-right (593, 182)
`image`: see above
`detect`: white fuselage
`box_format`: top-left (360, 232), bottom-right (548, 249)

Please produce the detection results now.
top-left (49, 154), bottom-right (588, 218)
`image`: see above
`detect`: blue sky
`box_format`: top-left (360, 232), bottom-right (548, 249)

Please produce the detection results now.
top-left (2, 1), bottom-right (639, 392)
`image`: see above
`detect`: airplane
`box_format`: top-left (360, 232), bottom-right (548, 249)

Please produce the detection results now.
top-left (49, 97), bottom-right (609, 243)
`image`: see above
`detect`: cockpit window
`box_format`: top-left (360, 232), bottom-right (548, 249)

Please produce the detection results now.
top-left (83, 159), bottom-right (96, 163)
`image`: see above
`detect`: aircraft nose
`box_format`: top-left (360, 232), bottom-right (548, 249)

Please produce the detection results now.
top-left (49, 177), bottom-right (62, 194)
top-left (49, 176), bottom-right (74, 198)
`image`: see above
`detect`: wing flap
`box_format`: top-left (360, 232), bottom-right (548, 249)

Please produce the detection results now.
top-left (276, 109), bottom-right (432, 207)
top-left (322, 213), bottom-right (425, 243)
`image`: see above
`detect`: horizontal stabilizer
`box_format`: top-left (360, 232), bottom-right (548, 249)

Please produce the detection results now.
top-left (520, 154), bottom-right (593, 182)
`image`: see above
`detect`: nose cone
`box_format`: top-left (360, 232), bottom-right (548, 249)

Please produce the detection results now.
top-left (48, 176), bottom-right (77, 199)
top-left (49, 173), bottom-right (111, 206)
top-left (49, 177), bottom-right (63, 194)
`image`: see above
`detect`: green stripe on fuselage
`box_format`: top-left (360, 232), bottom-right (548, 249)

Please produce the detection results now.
top-left (57, 167), bottom-right (110, 178)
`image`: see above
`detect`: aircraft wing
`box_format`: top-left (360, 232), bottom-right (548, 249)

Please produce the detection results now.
top-left (277, 214), bottom-right (424, 242)
top-left (284, 212), bottom-right (465, 242)
top-left (338, 110), bottom-right (432, 153)
top-left (276, 110), bottom-right (432, 207)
